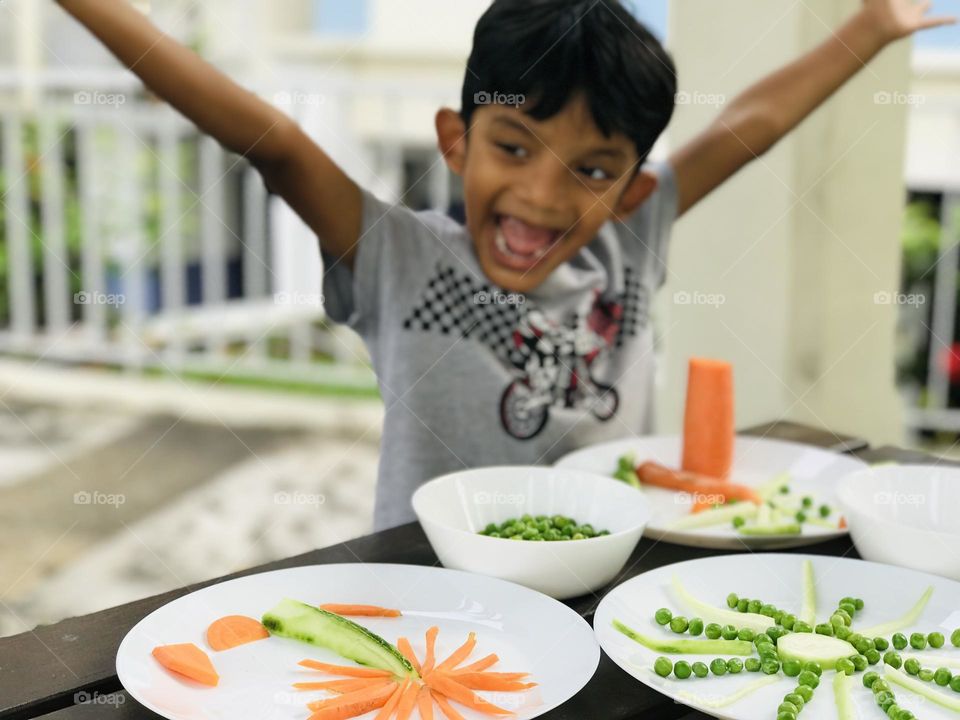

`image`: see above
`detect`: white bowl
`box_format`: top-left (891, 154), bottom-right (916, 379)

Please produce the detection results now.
top-left (837, 464), bottom-right (960, 580)
top-left (412, 466), bottom-right (651, 600)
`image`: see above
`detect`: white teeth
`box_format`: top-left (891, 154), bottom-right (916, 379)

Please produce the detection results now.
top-left (496, 230), bottom-right (508, 253)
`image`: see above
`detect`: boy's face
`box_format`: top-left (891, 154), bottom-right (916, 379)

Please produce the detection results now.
top-left (437, 94), bottom-right (659, 293)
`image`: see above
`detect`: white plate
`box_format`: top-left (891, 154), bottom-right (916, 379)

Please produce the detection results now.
top-left (555, 436), bottom-right (867, 549)
top-left (595, 554), bottom-right (960, 720)
top-left (116, 563), bottom-right (599, 720)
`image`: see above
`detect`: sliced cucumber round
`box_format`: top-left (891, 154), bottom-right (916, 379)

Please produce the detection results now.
top-left (777, 631), bottom-right (856, 671)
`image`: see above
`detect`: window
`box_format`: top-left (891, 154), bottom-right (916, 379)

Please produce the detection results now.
top-left (313, 0), bottom-right (369, 35)
top-left (633, 0), bottom-right (669, 42)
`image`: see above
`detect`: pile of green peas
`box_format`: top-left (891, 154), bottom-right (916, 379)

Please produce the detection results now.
top-left (864, 673), bottom-right (915, 720)
top-left (479, 514), bottom-right (610, 541)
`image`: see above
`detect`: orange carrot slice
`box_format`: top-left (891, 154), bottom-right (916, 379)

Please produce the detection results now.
top-left (374, 679), bottom-right (408, 720)
top-left (417, 686), bottom-right (435, 720)
top-left (424, 673), bottom-right (513, 715)
top-left (319, 604), bottom-right (402, 618)
top-left (205, 615), bottom-right (269, 651)
top-left (296, 678), bottom-right (394, 693)
top-left (307, 682), bottom-right (398, 718)
top-left (422, 626), bottom-right (440, 674)
top-left (681, 357), bottom-right (735, 480)
top-left (396, 637), bottom-right (422, 674)
top-left (152, 643), bottom-right (219, 686)
top-left (432, 691), bottom-right (467, 720)
top-left (450, 654), bottom-right (499, 674)
top-left (637, 462), bottom-right (759, 504)
top-left (394, 679), bottom-right (420, 720)
top-left (299, 659), bottom-right (393, 678)
top-left (839, 516), bottom-right (848, 529)
top-left (451, 672), bottom-right (536, 692)
top-left (435, 632), bottom-right (477, 672)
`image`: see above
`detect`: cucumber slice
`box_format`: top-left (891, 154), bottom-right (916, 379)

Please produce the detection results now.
top-left (799, 559), bottom-right (816, 626)
top-left (671, 576), bottom-right (774, 633)
top-left (262, 598), bottom-right (417, 678)
top-left (738, 523), bottom-right (802, 536)
top-left (777, 631), bottom-right (857, 670)
top-left (757, 472), bottom-right (792, 500)
top-left (668, 502), bottom-right (759, 530)
top-left (885, 666), bottom-right (960, 712)
top-left (833, 667), bottom-right (856, 720)
top-left (672, 675), bottom-right (780, 708)
top-left (613, 619), bottom-right (753, 655)
top-left (858, 586), bottom-right (933, 638)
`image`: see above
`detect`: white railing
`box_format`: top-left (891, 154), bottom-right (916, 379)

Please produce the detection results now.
top-left (0, 75), bottom-right (456, 390)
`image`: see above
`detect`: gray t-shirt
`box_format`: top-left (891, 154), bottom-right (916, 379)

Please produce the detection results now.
top-left (323, 161), bottom-right (678, 530)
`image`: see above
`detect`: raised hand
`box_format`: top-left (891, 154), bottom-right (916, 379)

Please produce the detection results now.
top-left (861, 0), bottom-right (957, 43)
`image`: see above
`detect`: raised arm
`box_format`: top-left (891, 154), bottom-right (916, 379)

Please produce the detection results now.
top-left (57, 0), bottom-right (363, 265)
top-left (669, 0), bottom-right (956, 219)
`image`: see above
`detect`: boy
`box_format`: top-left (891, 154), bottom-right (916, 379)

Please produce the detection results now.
top-left (59, 0), bottom-right (953, 529)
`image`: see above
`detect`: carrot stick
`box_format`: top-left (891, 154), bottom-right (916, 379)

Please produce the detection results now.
top-left (435, 632), bottom-right (477, 672)
top-left (396, 637), bottom-right (422, 674)
top-left (449, 654), bottom-right (499, 674)
top-left (449, 672), bottom-right (536, 692)
top-left (152, 643), bottom-right (219, 686)
top-left (417, 686), bottom-right (435, 720)
top-left (636, 462), bottom-right (759, 504)
top-left (319, 604), bottom-right (402, 618)
top-left (424, 673), bottom-right (513, 715)
top-left (373, 679), bottom-right (408, 720)
top-left (296, 678), bottom-right (394, 693)
top-left (431, 691), bottom-right (467, 720)
top-left (306, 682), bottom-right (398, 719)
top-left (422, 626), bottom-right (440, 674)
top-left (298, 659), bottom-right (393, 678)
top-left (205, 615), bottom-right (269, 651)
top-left (394, 679), bottom-right (420, 720)
top-left (681, 357), bottom-right (735, 480)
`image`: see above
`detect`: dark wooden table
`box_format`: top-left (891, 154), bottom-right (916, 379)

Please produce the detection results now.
top-left (0, 421), bottom-right (943, 720)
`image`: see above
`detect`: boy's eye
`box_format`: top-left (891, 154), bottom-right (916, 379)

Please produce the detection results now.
top-left (580, 166), bottom-right (614, 182)
top-left (496, 142), bottom-right (529, 159)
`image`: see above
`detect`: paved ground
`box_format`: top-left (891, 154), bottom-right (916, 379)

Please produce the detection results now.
top-left (0, 363), bottom-right (383, 638)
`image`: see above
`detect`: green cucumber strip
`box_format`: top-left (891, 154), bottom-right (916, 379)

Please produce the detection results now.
top-left (777, 631), bottom-right (857, 670)
top-left (667, 502), bottom-right (758, 530)
top-left (613, 619), bottom-right (753, 655)
top-left (833, 669), bottom-right (856, 720)
top-left (858, 586), bottom-right (933, 637)
top-left (671, 576), bottom-right (773, 633)
top-left (803, 516), bottom-right (841, 530)
top-left (756, 501), bottom-right (772, 526)
top-left (671, 675), bottom-right (780, 708)
top-left (757, 472), bottom-right (792, 500)
top-left (885, 666), bottom-right (960, 712)
top-left (262, 598), bottom-right (417, 678)
top-left (738, 522), bottom-right (802, 536)
top-left (904, 652), bottom-right (960, 669)
top-left (800, 559), bottom-right (816, 626)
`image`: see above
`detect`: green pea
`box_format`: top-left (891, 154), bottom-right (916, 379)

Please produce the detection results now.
top-left (952, 628), bottom-right (960, 648)
top-left (853, 636), bottom-right (873, 654)
top-left (688, 618), bottom-right (704, 636)
top-left (782, 614), bottom-right (797, 630)
top-left (726, 593), bottom-right (739, 609)
top-left (815, 623), bottom-right (834, 637)
top-left (950, 675), bottom-right (960, 692)
top-left (737, 598), bottom-right (750, 613)
top-left (795, 511), bottom-right (807, 523)
top-left (819, 504), bottom-right (831, 518)
top-left (745, 658), bottom-right (762, 672)
top-left (892, 633), bottom-right (908, 650)
top-left (762, 659), bottom-right (781, 675)
top-left (778, 701), bottom-right (800, 716)
top-left (874, 637), bottom-right (889, 651)
top-left (798, 670), bottom-right (819, 688)
top-left (571, 533), bottom-right (586, 540)
top-left (863, 671), bottom-right (880, 689)
top-left (793, 621), bottom-right (812, 633)
top-left (872, 679), bottom-right (891, 695)
top-left (654, 657), bottom-right (672, 677)
top-left (710, 658), bottom-right (727, 676)
top-left (776, 712), bottom-right (797, 720)
top-left (737, 628), bottom-right (755, 642)
top-left (521, 528), bottom-right (539, 540)
top-left (760, 604), bottom-right (778, 617)
top-left (802, 496), bottom-right (813, 508)
top-left (850, 654), bottom-right (868, 672)
top-left (919, 668), bottom-right (935, 682)
top-left (726, 658), bottom-right (743, 674)
top-left (935, 667), bottom-right (952, 686)
top-left (929, 632), bottom-right (945, 649)
top-left (487, 531), bottom-right (501, 538)
top-left (747, 600), bottom-right (763, 614)
top-left (865, 648), bottom-right (881, 665)
top-left (883, 651), bottom-right (902, 668)
top-left (669, 616), bottom-right (689, 634)
top-left (831, 612), bottom-right (849, 628)
top-left (839, 602), bottom-right (857, 617)
top-left (705, 623), bottom-right (722, 639)
top-left (784, 692), bottom-right (805, 710)
top-left (783, 659), bottom-right (802, 677)
top-left (721, 625), bottom-right (738, 640)
top-left (732, 516), bottom-right (746, 528)
top-left (673, 660), bottom-right (692, 679)
top-left (904, 658), bottom-right (921, 676)
top-left (836, 658), bottom-right (855, 675)
top-left (803, 662), bottom-right (823, 676)
top-left (854, 598), bottom-right (865, 611)
top-left (692, 661), bottom-right (709, 678)
top-left (835, 625), bottom-right (852, 641)
top-left (875, 691), bottom-right (894, 710)
top-left (795, 684), bottom-right (814, 702)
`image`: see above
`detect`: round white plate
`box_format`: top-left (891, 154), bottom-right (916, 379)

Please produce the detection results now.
top-left (117, 563), bottom-right (599, 720)
top-left (595, 554), bottom-right (960, 720)
top-left (555, 436), bottom-right (867, 549)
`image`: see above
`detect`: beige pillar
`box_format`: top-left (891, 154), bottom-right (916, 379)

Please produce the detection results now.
top-left (659, 0), bottom-right (907, 445)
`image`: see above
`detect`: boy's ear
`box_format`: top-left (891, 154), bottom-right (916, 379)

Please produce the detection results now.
top-left (613, 169), bottom-right (659, 222)
top-left (436, 108), bottom-right (468, 176)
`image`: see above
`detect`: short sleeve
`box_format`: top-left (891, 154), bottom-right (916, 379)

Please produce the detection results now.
top-left (617, 159), bottom-right (679, 289)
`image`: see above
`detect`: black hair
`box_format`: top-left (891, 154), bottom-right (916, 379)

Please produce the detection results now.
top-left (462, 0), bottom-right (677, 163)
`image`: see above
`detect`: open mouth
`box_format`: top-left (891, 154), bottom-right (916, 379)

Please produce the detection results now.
top-left (491, 215), bottom-right (564, 272)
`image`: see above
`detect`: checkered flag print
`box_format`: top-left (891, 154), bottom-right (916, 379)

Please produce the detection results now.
top-left (616, 265), bottom-right (649, 348)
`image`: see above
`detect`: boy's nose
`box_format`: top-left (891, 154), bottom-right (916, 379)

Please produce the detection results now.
top-left (516, 157), bottom-right (571, 217)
